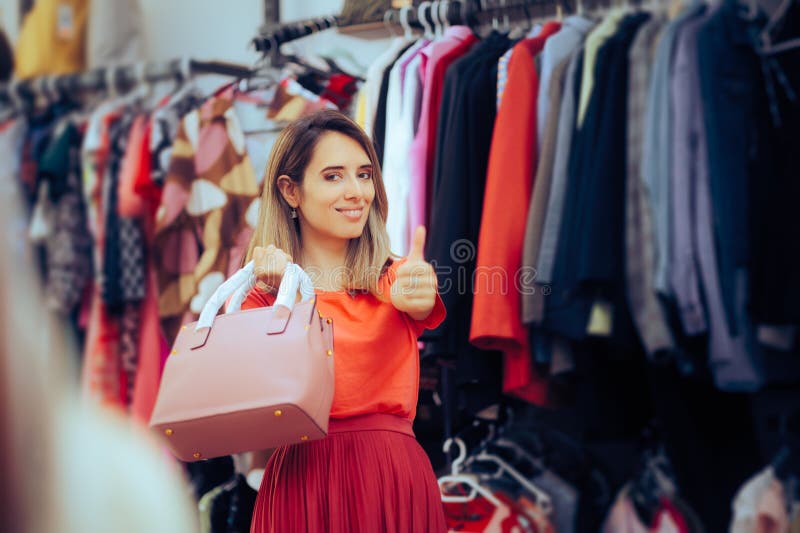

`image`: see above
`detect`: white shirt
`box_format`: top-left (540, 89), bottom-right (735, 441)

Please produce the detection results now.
top-left (383, 49), bottom-right (426, 256)
top-left (363, 37), bottom-right (414, 137)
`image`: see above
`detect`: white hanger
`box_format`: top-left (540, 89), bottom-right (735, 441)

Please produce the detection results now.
top-left (33, 76), bottom-right (51, 105)
top-left (439, 0), bottom-right (451, 31)
top-left (105, 66), bottom-right (119, 98)
top-left (384, 9), bottom-right (400, 37)
top-left (471, 449), bottom-right (554, 514)
top-left (418, 2), bottom-right (435, 39)
top-left (46, 75), bottom-right (60, 103)
top-left (758, 0), bottom-right (800, 55)
top-left (6, 79), bottom-right (26, 113)
top-left (438, 438), bottom-right (502, 507)
top-left (431, 1), bottom-right (443, 39)
top-left (399, 6), bottom-right (414, 39)
top-left (179, 57), bottom-right (192, 85)
top-left (500, 0), bottom-right (510, 31)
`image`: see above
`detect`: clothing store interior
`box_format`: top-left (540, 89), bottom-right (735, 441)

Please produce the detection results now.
top-left (1, 0), bottom-right (799, 531)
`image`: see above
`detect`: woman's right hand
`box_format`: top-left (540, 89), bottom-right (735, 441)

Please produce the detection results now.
top-left (252, 245), bottom-right (292, 293)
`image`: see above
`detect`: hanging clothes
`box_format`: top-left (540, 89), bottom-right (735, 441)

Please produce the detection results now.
top-left (381, 38), bottom-right (430, 254)
top-left (536, 16), bottom-right (595, 153)
top-left (694, 1), bottom-right (763, 391)
top-left (425, 31), bottom-right (512, 408)
top-left (153, 86), bottom-right (260, 341)
top-left (522, 15), bottom-right (594, 326)
top-left (534, 47), bottom-right (582, 288)
top-left (749, 1), bottom-right (800, 327)
top-left (541, 13), bottom-right (648, 344)
top-left (470, 21), bottom-right (561, 404)
top-left (642, 3), bottom-right (705, 298)
top-left (625, 14), bottom-right (675, 360)
top-left (36, 120), bottom-right (94, 315)
top-left (408, 26), bottom-right (478, 238)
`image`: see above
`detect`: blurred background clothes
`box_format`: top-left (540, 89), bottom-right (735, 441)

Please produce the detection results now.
top-left (1, 1), bottom-right (800, 532)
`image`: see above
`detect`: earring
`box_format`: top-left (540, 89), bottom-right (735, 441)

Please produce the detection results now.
top-left (291, 208), bottom-right (298, 219)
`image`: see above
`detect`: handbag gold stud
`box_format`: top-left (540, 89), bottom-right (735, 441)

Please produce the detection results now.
top-left (326, 350), bottom-right (333, 357)
top-left (274, 409), bottom-right (282, 416)
top-left (171, 349), bottom-right (178, 356)
top-left (193, 452), bottom-right (202, 459)
top-left (300, 435), bottom-right (309, 441)
top-left (164, 428), bottom-right (174, 436)
top-left (326, 318), bottom-right (332, 324)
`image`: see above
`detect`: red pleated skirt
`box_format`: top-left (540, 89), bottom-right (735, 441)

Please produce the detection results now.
top-left (250, 413), bottom-right (447, 533)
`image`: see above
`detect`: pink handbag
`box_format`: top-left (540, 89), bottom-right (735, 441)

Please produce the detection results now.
top-left (149, 262), bottom-right (335, 462)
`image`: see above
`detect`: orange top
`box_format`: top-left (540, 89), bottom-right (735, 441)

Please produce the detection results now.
top-left (241, 258), bottom-right (445, 422)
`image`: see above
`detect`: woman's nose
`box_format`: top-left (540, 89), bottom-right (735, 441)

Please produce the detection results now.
top-left (343, 174), bottom-right (363, 199)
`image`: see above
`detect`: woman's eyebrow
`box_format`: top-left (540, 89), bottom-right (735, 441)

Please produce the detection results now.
top-left (319, 166), bottom-right (345, 173)
top-left (319, 164), bottom-right (373, 173)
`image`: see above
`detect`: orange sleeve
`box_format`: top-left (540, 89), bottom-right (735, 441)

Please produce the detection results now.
top-left (386, 257), bottom-right (447, 337)
top-left (410, 292), bottom-right (446, 337)
top-left (241, 287), bottom-right (276, 310)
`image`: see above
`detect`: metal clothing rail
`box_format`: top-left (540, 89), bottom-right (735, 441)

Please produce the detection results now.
top-left (252, 0), bottom-right (572, 55)
top-left (253, 15), bottom-right (342, 53)
top-left (0, 58), bottom-right (254, 108)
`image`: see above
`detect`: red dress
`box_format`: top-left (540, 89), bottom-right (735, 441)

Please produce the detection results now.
top-left (243, 259), bottom-right (448, 532)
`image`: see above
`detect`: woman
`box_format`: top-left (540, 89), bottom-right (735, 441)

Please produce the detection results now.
top-left (242, 109), bottom-right (447, 532)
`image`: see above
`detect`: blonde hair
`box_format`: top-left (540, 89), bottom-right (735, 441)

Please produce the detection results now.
top-left (244, 109), bottom-right (395, 297)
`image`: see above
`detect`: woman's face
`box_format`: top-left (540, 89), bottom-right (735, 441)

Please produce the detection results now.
top-left (293, 131), bottom-right (376, 243)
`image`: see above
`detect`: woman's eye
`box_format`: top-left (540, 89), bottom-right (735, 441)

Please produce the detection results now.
top-left (324, 174), bottom-right (341, 181)
top-left (358, 172), bottom-right (372, 180)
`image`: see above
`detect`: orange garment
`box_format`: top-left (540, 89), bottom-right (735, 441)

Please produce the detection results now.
top-left (470, 22), bottom-right (561, 405)
top-left (242, 258), bottom-right (445, 421)
top-left (122, 117), bottom-right (166, 425)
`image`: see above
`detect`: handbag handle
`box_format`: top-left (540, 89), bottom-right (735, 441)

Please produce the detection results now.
top-left (196, 261), bottom-right (315, 331)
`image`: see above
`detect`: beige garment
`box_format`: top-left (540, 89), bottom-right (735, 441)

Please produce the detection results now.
top-left (576, 9), bottom-right (625, 127)
top-left (731, 467), bottom-right (776, 533)
top-left (86, 0), bottom-right (144, 68)
top-left (522, 56), bottom-right (571, 324)
top-left (790, 502), bottom-right (800, 533)
top-left (755, 479), bottom-right (790, 533)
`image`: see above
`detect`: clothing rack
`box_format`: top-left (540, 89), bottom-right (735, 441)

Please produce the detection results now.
top-left (253, 15), bottom-right (342, 53)
top-left (252, 0), bottom-right (576, 55)
top-left (382, 0), bottom-right (574, 27)
top-left (0, 58), bottom-right (254, 108)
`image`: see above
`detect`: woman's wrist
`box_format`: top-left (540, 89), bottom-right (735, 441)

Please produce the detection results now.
top-left (255, 279), bottom-right (278, 294)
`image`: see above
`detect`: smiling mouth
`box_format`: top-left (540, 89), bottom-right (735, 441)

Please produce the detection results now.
top-left (336, 208), bottom-right (364, 218)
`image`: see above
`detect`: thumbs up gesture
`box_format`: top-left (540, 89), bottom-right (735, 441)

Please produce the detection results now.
top-left (391, 226), bottom-right (438, 321)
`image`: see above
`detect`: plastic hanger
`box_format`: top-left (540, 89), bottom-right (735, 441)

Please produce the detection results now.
top-left (499, 0), bottom-right (511, 31)
top-left (430, 1), bottom-right (441, 39)
top-left (438, 438), bottom-right (503, 507)
top-left (470, 449), bottom-right (554, 514)
top-left (384, 9), bottom-right (400, 37)
top-left (6, 79), bottom-right (27, 113)
top-left (439, 0), bottom-right (451, 31)
top-left (492, 437), bottom-right (546, 471)
top-left (400, 6), bottom-right (414, 39)
top-left (105, 66), bottom-right (120, 99)
top-left (758, 0), bottom-right (800, 55)
top-left (419, 2), bottom-right (435, 39)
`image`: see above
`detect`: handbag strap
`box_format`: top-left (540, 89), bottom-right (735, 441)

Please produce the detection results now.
top-left (196, 261), bottom-right (315, 331)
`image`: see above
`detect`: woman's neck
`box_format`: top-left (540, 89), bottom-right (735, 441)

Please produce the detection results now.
top-left (299, 235), bottom-right (350, 290)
